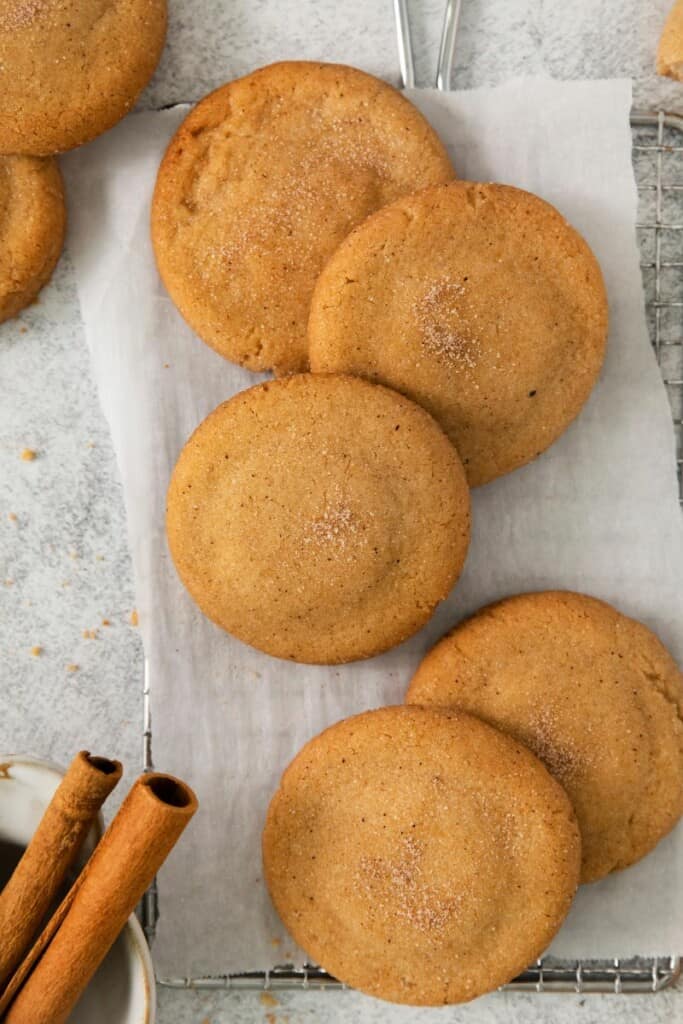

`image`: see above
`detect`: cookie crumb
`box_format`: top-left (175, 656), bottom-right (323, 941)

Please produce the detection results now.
top-left (7, 512), bottom-right (17, 522)
top-left (4, 578), bottom-right (13, 586)
top-left (82, 629), bottom-right (98, 640)
top-left (101, 618), bottom-right (111, 627)
top-left (86, 440), bottom-right (96, 449)
top-left (260, 993), bottom-right (279, 1009)
top-left (19, 326), bottom-right (27, 334)
top-left (20, 448), bottom-right (37, 461)
top-left (0, 763), bottom-right (11, 779)
top-left (66, 663), bottom-right (79, 673)
top-left (30, 646), bottom-right (42, 657)
top-left (130, 608), bottom-right (139, 627)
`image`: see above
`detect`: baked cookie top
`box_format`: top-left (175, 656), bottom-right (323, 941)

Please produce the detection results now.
top-left (0, 1), bottom-right (167, 155)
top-left (166, 374), bottom-right (470, 664)
top-left (308, 181), bottom-right (608, 486)
top-left (151, 61), bottom-right (455, 375)
top-left (0, 155), bottom-right (65, 323)
top-left (263, 705), bottom-right (580, 1005)
top-left (658, 0), bottom-right (683, 80)
top-left (407, 591), bottom-right (683, 882)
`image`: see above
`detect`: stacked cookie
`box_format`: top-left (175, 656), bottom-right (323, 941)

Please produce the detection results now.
top-left (0, 1), bottom-right (167, 323)
top-left (153, 62), bottom-right (683, 1004)
top-left (264, 704), bottom-right (581, 1005)
top-left (263, 593), bottom-right (683, 1004)
top-left (158, 61), bottom-right (608, 659)
top-left (407, 591), bottom-right (683, 884)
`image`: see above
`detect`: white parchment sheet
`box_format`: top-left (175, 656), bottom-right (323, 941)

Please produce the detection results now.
top-left (63, 77), bottom-right (683, 976)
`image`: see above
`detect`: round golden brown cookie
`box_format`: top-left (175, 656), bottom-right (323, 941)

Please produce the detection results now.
top-left (0, 1), bottom-right (167, 155)
top-left (0, 155), bottom-right (65, 323)
top-left (308, 181), bottom-right (608, 486)
top-left (151, 61), bottom-right (455, 375)
top-left (407, 591), bottom-right (683, 883)
top-left (166, 374), bottom-right (470, 664)
top-left (658, 0), bottom-right (683, 80)
top-left (263, 705), bottom-right (580, 1005)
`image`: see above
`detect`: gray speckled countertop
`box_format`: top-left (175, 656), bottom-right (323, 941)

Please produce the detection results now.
top-left (1, 1), bottom-right (681, 1021)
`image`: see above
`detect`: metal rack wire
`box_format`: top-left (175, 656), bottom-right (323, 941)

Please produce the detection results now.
top-left (143, 6), bottom-right (683, 1000)
top-left (632, 111), bottom-right (683, 504)
top-left (143, 111), bottom-right (683, 996)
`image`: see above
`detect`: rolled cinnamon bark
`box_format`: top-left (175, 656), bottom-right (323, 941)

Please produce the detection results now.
top-left (0, 751), bottom-right (122, 987)
top-left (5, 773), bottom-right (198, 1024)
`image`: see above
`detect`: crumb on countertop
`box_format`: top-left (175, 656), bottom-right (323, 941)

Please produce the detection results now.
top-left (4, 578), bottom-right (13, 586)
top-left (66, 663), bottom-right (79, 673)
top-left (30, 646), bottom-right (42, 657)
top-left (20, 448), bottom-right (37, 461)
top-left (130, 608), bottom-right (139, 627)
top-left (101, 618), bottom-right (111, 627)
top-left (7, 512), bottom-right (17, 522)
top-left (260, 993), bottom-right (279, 1009)
top-left (82, 629), bottom-right (98, 640)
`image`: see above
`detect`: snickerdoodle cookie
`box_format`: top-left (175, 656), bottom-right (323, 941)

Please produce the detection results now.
top-left (658, 0), bottom-right (683, 80)
top-left (151, 61), bottom-right (455, 375)
top-left (308, 181), bottom-right (608, 486)
top-left (263, 705), bottom-right (580, 1005)
top-left (0, 156), bottom-right (65, 323)
top-left (166, 374), bottom-right (470, 664)
top-left (407, 591), bottom-right (683, 882)
top-left (0, 1), bottom-right (167, 155)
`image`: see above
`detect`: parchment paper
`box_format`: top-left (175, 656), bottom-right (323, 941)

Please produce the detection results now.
top-left (63, 77), bottom-right (683, 976)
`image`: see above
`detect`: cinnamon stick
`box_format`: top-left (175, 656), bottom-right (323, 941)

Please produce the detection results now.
top-left (4, 773), bottom-right (198, 1024)
top-left (0, 751), bottom-right (122, 988)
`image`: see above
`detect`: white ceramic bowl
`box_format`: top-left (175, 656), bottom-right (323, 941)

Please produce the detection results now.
top-left (0, 754), bottom-right (156, 1024)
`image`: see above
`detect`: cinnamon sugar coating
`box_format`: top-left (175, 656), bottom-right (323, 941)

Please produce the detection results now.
top-left (166, 374), bottom-right (470, 664)
top-left (263, 705), bottom-right (580, 1004)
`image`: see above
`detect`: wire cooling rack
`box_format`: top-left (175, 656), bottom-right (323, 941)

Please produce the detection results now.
top-left (140, 110), bottom-right (683, 996)
top-left (141, 6), bottom-right (683, 1000)
top-left (633, 110), bottom-right (683, 505)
